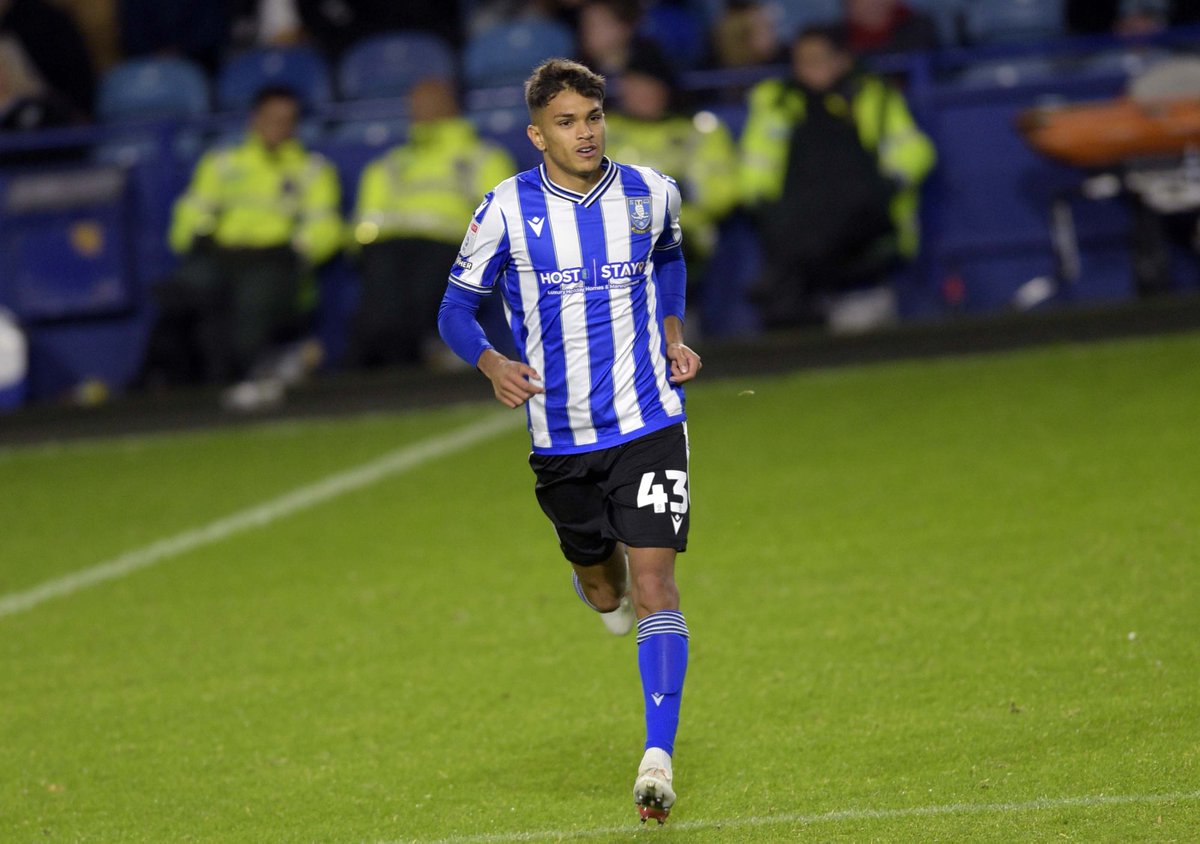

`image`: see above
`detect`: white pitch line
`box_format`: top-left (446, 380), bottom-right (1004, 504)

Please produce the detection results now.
top-left (0, 411), bottom-right (520, 620)
top-left (396, 790), bottom-right (1200, 844)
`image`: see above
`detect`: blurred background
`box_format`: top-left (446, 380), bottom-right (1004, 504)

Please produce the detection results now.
top-left (2, 0), bottom-right (1200, 415)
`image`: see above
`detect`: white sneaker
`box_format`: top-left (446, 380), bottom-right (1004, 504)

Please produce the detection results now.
top-left (601, 594), bottom-right (635, 636)
top-left (633, 747), bottom-right (675, 824)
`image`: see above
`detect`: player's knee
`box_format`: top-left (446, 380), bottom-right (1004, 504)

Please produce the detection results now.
top-left (631, 568), bottom-right (679, 614)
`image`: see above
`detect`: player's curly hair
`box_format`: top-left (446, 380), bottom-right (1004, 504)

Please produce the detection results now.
top-left (524, 58), bottom-right (606, 114)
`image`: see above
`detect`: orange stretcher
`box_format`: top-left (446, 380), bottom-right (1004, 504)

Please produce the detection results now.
top-left (1018, 96), bottom-right (1200, 168)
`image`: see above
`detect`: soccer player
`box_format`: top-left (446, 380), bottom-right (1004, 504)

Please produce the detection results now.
top-left (437, 58), bottom-right (701, 823)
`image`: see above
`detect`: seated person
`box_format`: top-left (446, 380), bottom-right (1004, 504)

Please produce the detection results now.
top-left (740, 24), bottom-right (935, 329)
top-left (348, 77), bottom-right (515, 367)
top-left (143, 85), bottom-right (341, 387)
top-left (843, 0), bottom-right (940, 55)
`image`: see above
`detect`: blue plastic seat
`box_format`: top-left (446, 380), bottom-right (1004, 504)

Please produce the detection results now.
top-left (216, 46), bottom-right (333, 111)
top-left (469, 104), bottom-right (540, 170)
top-left (639, 4), bottom-right (707, 70)
top-left (463, 18), bottom-right (575, 89)
top-left (962, 0), bottom-right (1066, 44)
top-left (338, 31), bottom-right (457, 100)
top-left (96, 57), bottom-right (210, 123)
top-left (771, 0), bottom-right (842, 40)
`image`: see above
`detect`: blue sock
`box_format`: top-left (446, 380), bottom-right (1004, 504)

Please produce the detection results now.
top-left (637, 610), bottom-right (689, 756)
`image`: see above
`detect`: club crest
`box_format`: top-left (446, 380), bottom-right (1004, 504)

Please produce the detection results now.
top-left (627, 197), bottom-right (652, 234)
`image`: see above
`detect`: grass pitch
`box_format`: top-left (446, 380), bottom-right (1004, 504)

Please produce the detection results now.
top-left (2, 332), bottom-right (1198, 842)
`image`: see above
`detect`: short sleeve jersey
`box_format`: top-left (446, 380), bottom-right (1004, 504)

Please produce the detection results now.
top-left (449, 157), bottom-right (686, 456)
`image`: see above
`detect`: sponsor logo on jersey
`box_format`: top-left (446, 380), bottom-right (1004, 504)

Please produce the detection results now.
top-left (527, 216), bottom-right (546, 237)
top-left (627, 197), bottom-right (652, 233)
top-left (537, 261), bottom-right (648, 289)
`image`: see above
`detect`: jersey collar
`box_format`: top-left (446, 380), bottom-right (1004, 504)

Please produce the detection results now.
top-left (538, 156), bottom-right (617, 207)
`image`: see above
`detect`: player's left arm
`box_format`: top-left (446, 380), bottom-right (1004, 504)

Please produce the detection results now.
top-left (652, 172), bottom-right (701, 384)
top-left (664, 313), bottom-right (701, 384)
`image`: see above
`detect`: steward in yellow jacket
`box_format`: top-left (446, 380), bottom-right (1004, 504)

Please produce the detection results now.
top-left (348, 77), bottom-right (515, 367)
top-left (147, 86), bottom-right (342, 385)
top-left (605, 50), bottom-right (739, 264)
top-left (740, 25), bottom-right (935, 327)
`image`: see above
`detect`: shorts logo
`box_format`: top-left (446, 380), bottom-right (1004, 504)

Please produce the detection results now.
top-left (627, 197), bottom-right (652, 234)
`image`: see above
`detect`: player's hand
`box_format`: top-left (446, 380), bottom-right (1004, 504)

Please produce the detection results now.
top-left (666, 342), bottom-right (702, 384)
top-left (478, 351), bottom-right (544, 408)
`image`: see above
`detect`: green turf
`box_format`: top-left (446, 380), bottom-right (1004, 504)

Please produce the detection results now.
top-left (3, 333), bottom-right (1199, 842)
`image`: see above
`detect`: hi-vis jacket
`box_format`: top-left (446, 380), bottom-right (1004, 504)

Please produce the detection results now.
top-left (169, 133), bottom-right (342, 264)
top-left (605, 111), bottom-right (740, 257)
top-left (352, 117), bottom-right (515, 248)
top-left (740, 73), bottom-right (936, 258)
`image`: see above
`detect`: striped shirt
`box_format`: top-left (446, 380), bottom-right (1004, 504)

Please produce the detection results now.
top-left (449, 157), bottom-right (686, 455)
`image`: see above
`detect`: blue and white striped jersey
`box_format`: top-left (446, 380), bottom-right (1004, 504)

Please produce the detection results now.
top-left (449, 157), bottom-right (686, 455)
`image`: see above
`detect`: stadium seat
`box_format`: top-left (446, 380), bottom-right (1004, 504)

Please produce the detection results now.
top-left (469, 104), bottom-right (541, 171)
top-left (338, 31), bottom-right (457, 100)
top-left (767, 0), bottom-right (842, 40)
top-left (962, 0), bottom-right (1066, 44)
top-left (463, 18), bottom-right (575, 88)
top-left (96, 57), bottom-right (210, 123)
top-left (908, 0), bottom-right (965, 46)
top-left (216, 46), bottom-right (334, 111)
top-left (639, 3), bottom-right (707, 70)
top-left (327, 117), bottom-right (410, 149)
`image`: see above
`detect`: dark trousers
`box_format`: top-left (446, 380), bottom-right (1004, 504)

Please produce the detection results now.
top-left (347, 237), bottom-right (459, 368)
top-left (142, 245), bottom-right (303, 385)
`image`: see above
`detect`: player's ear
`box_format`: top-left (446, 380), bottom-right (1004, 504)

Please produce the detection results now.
top-left (527, 123), bottom-right (545, 151)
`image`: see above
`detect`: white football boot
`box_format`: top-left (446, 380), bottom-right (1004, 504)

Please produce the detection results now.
top-left (633, 747), bottom-right (675, 824)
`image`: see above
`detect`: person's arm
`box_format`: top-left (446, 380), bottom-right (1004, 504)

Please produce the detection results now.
top-left (295, 158), bottom-right (343, 265)
top-left (168, 152), bottom-right (223, 254)
top-left (653, 176), bottom-right (701, 384)
top-left (437, 287), bottom-right (543, 408)
top-left (438, 188), bottom-right (543, 407)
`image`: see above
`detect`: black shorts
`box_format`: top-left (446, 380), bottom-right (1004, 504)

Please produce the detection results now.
top-left (529, 423), bottom-right (690, 565)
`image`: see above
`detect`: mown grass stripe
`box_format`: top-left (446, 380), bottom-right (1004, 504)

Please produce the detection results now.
top-left (0, 411), bottom-right (518, 620)
top-left (408, 790), bottom-right (1200, 843)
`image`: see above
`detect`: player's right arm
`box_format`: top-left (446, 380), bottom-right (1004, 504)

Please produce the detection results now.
top-left (437, 188), bottom-right (544, 408)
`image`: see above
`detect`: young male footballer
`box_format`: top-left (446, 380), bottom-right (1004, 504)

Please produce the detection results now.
top-left (437, 58), bottom-right (702, 823)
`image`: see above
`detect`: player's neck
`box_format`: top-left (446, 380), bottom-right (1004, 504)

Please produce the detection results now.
top-left (542, 157), bottom-right (606, 195)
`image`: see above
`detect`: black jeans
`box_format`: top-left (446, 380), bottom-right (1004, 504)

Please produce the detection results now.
top-left (143, 245), bottom-right (303, 385)
top-left (347, 237), bottom-right (459, 368)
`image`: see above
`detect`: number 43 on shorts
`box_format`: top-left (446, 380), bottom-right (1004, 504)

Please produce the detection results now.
top-left (637, 470), bottom-right (689, 515)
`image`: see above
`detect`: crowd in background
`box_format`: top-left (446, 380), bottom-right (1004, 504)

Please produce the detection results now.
top-left (2, 0), bottom-right (1200, 405)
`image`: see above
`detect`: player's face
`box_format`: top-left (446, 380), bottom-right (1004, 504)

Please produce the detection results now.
top-left (528, 89), bottom-right (607, 192)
